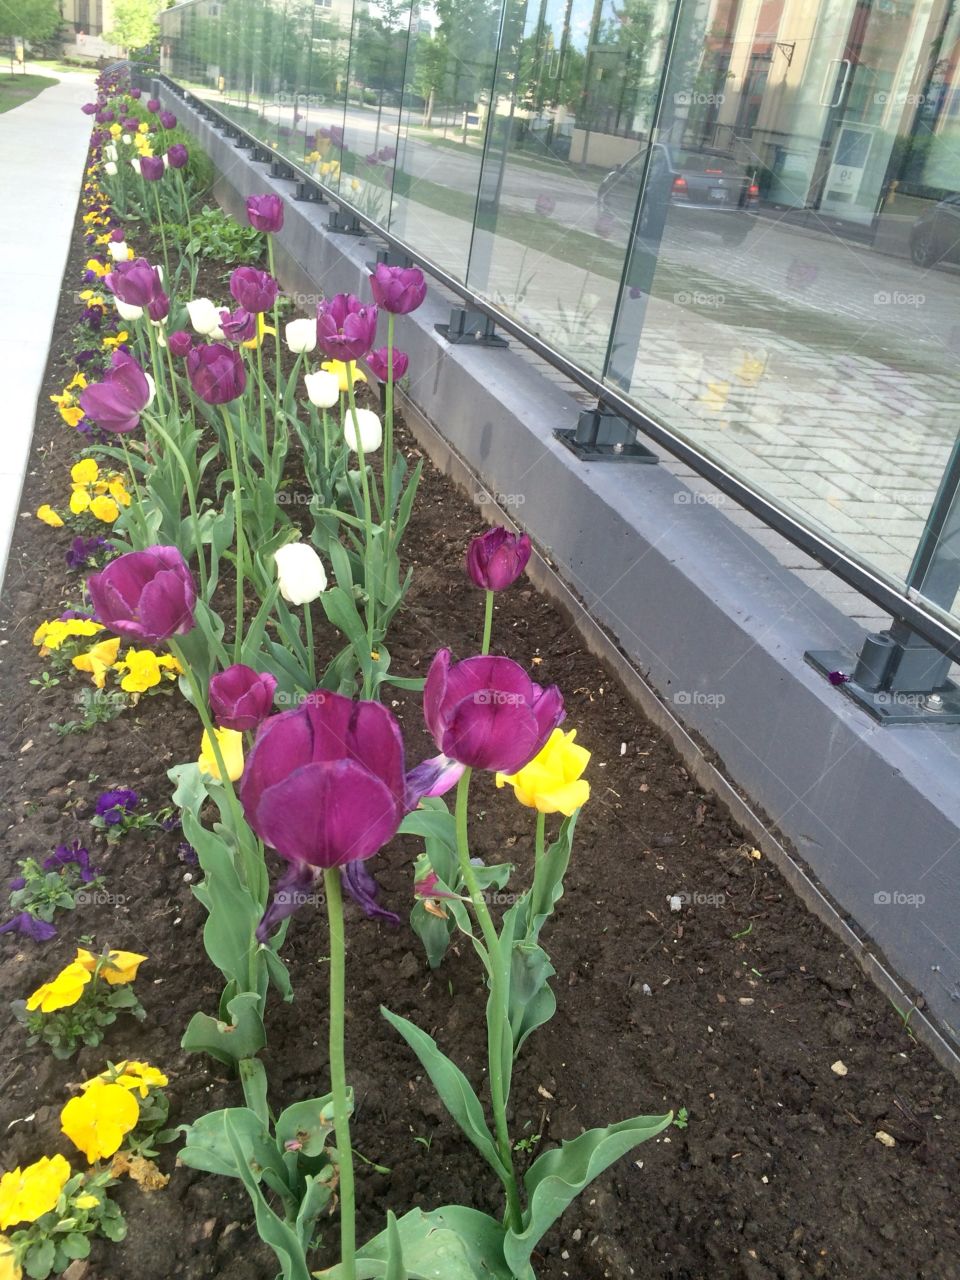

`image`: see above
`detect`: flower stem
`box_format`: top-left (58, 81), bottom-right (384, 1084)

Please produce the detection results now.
top-left (151, 182), bottom-right (170, 281)
top-left (220, 406), bottom-right (246, 662)
top-left (323, 866), bottom-right (356, 1280)
top-left (383, 312), bottom-right (395, 540)
top-left (255, 342), bottom-right (270, 475)
top-left (144, 411), bottom-right (208, 600)
top-left (346, 364), bottom-right (377, 689)
top-left (454, 769), bottom-right (523, 1231)
top-left (303, 601), bottom-right (316, 685)
top-left (266, 235), bottom-right (281, 431)
top-left (481, 589), bottom-right (495, 656)
top-left (527, 811), bottom-right (547, 943)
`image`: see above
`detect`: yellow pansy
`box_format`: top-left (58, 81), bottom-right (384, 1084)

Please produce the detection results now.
top-left (158, 654), bottom-right (183, 676)
top-left (36, 505), bottom-right (64, 528)
top-left (320, 360), bottom-right (367, 391)
top-left (116, 648), bottom-right (162, 693)
top-left (72, 1193), bottom-right (99, 1210)
top-left (78, 290), bottom-right (106, 308)
top-left (26, 961), bottom-right (93, 1013)
top-left (106, 477), bottom-right (131, 507)
top-left (75, 948), bottom-right (146, 986)
top-left (198, 727), bottom-right (245, 782)
top-left (84, 259), bottom-right (108, 278)
top-left (61, 1080), bottom-right (139, 1165)
top-left (50, 389), bottom-right (85, 428)
top-left (72, 636), bottom-right (121, 689)
top-left (65, 372), bottom-right (88, 393)
top-left (0, 1155), bottom-right (71, 1231)
top-left (102, 330), bottom-right (129, 350)
top-left (89, 495), bottom-right (120, 523)
top-left (69, 487), bottom-right (91, 514)
top-left (137, 120), bottom-right (149, 134)
top-left (71, 459), bottom-right (99, 486)
top-left (496, 728), bottom-right (591, 816)
top-left (32, 618), bottom-right (103, 655)
top-left (0, 1234), bottom-right (20, 1280)
top-left (86, 1060), bottom-right (168, 1099)
top-left (109, 122), bottom-right (122, 137)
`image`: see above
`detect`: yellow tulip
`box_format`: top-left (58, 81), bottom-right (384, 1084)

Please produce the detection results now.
top-left (198, 727), bottom-right (245, 782)
top-left (61, 1081), bottom-right (139, 1164)
top-left (320, 359), bottom-right (367, 391)
top-left (496, 728), bottom-right (591, 816)
top-left (36, 505), bottom-right (64, 528)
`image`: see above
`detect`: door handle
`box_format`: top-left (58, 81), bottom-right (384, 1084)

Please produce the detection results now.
top-left (820, 58), bottom-right (852, 108)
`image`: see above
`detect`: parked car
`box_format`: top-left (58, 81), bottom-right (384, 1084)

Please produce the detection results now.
top-left (909, 196), bottom-right (960, 267)
top-left (598, 142), bottom-right (759, 245)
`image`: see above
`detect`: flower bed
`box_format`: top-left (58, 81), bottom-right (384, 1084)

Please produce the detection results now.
top-left (1, 68), bottom-right (958, 1280)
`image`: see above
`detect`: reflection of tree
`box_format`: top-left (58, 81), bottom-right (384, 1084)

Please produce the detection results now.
top-left (579, 0), bottom-right (660, 136)
top-left (412, 35), bottom-right (449, 126)
top-left (433, 0), bottom-right (503, 130)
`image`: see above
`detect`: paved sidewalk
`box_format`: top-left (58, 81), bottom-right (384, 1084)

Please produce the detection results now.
top-left (0, 69), bottom-right (96, 583)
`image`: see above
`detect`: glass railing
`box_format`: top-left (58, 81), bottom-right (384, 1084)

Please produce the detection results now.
top-left (159, 0), bottom-right (960, 639)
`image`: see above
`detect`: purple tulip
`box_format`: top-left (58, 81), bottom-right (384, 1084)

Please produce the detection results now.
top-left (229, 266), bottom-right (278, 314)
top-left (79, 350), bottom-right (153, 434)
top-left (316, 293), bottom-right (378, 363)
top-left (97, 109), bottom-right (114, 123)
top-left (139, 155), bottom-right (165, 181)
top-left (367, 346), bottom-right (408, 382)
top-left (159, 111), bottom-right (177, 129)
top-left (167, 143), bottom-right (188, 169)
top-left (0, 913), bottom-right (57, 943)
top-left (105, 257), bottom-right (164, 308)
top-left (87, 545), bottom-right (197, 644)
top-left (422, 649), bottom-right (564, 774)
top-left (369, 264), bottom-right (426, 315)
top-left (209, 664), bottom-right (277, 731)
top-left (466, 527), bottom-right (532, 592)
top-left (218, 307), bottom-right (257, 344)
top-left (168, 329), bottom-right (193, 357)
top-left (147, 291), bottom-right (170, 322)
top-left (147, 98), bottom-right (160, 112)
top-left (240, 691), bottom-right (406, 870)
top-left (122, 116), bottom-right (139, 131)
top-left (109, 227), bottom-right (126, 243)
top-left (130, 88), bottom-right (142, 100)
top-left (82, 102), bottom-right (98, 115)
top-left (246, 193), bottom-right (284, 233)
top-left (186, 343), bottom-right (246, 404)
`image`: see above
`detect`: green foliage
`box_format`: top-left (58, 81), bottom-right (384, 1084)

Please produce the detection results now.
top-left (14, 979), bottom-right (145, 1061)
top-left (103, 0), bottom-right (166, 50)
top-left (51, 689), bottom-right (128, 737)
top-left (170, 204), bottom-right (264, 264)
top-left (7, 854), bottom-right (104, 925)
top-left (0, 0), bottom-right (59, 41)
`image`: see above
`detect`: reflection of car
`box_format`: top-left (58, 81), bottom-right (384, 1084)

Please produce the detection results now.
top-left (598, 143), bottom-right (759, 245)
top-left (909, 197), bottom-right (960, 266)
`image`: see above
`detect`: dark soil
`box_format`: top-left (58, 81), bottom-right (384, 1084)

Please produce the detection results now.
top-left (1, 157), bottom-right (959, 1280)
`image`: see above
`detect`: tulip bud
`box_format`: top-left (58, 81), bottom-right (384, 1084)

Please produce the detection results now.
top-left (344, 407), bottom-right (382, 454)
top-left (104, 161), bottom-right (118, 176)
top-left (168, 330), bottom-right (193, 358)
top-left (303, 370), bottom-right (339, 408)
top-left (466, 526), bottom-right (532, 592)
top-left (285, 317), bottom-right (317, 354)
top-left (115, 298), bottom-right (143, 321)
top-left (274, 542), bottom-right (328, 605)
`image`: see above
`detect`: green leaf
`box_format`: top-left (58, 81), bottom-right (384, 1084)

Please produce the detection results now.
top-left (380, 1008), bottom-right (507, 1182)
top-left (275, 1094), bottom-right (339, 1158)
top-left (316, 1204), bottom-right (517, 1280)
top-left (224, 1112), bottom-right (312, 1280)
top-left (503, 1112), bottom-right (674, 1273)
top-left (59, 1233), bottom-right (90, 1260)
top-left (507, 940), bottom-right (557, 1055)
top-left (24, 1238), bottom-right (55, 1280)
top-left (181, 991), bottom-right (266, 1066)
top-left (177, 1106), bottom-right (286, 1183)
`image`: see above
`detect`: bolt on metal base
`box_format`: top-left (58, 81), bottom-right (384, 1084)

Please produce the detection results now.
top-left (435, 308), bottom-right (508, 347)
top-left (328, 209), bottom-right (364, 235)
top-left (555, 407), bottom-right (658, 464)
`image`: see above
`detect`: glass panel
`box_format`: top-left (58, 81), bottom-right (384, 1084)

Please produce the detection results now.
top-left (389, 0), bottom-right (506, 278)
top-left (605, 0), bottom-right (960, 595)
top-left (297, 0), bottom-right (353, 192)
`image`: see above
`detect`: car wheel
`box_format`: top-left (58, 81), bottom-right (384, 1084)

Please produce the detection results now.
top-left (910, 228), bottom-right (939, 267)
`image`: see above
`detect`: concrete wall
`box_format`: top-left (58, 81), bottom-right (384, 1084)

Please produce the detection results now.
top-left (161, 86), bottom-right (960, 1062)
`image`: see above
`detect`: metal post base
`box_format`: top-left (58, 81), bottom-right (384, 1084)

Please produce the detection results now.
top-left (806, 624), bottom-right (960, 724)
top-left (555, 407), bottom-right (658, 463)
top-left (294, 180), bottom-right (325, 203)
top-left (436, 308), bottom-right (508, 347)
top-left (366, 248), bottom-right (414, 271)
top-left (328, 209), bottom-right (364, 235)
top-left (234, 135), bottom-right (253, 150)
top-left (270, 159), bottom-right (294, 180)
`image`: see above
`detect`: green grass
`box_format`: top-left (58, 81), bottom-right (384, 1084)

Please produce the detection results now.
top-left (30, 59), bottom-right (98, 77)
top-left (0, 73), bottom-right (57, 114)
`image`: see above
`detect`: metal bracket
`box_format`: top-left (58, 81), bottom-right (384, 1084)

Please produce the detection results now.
top-left (328, 208), bottom-right (364, 236)
top-left (555, 406), bottom-right (658, 463)
top-left (368, 248), bottom-right (414, 270)
top-left (807, 621), bottom-right (960, 724)
top-left (234, 135), bottom-right (253, 150)
top-left (294, 180), bottom-right (325, 203)
top-left (270, 159), bottom-right (294, 180)
top-left (436, 308), bottom-right (508, 347)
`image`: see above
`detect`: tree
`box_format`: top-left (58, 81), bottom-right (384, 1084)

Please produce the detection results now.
top-left (0, 0), bottom-right (60, 42)
top-left (104, 0), bottom-right (168, 51)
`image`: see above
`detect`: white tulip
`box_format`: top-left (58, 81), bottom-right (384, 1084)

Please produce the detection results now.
top-left (122, 133), bottom-right (133, 145)
top-left (115, 298), bottom-right (143, 321)
top-left (105, 142), bottom-right (118, 161)
top-left (104, 161), bottom-right (118, 176)
top-left (187, 297), bottom-right (225, 339)
top-left (145, 372), bottom-right (157, 403)
top-left (304, 370), bottom-right (339, 408)
top-left (107, 240), bottom-right (129, 261)
top-left (275, 543), bottom-right (328, 605)
top-left (344, 407), bottom-right (382, 454)
top-left (285, 318), bottom-right (317, 354)
top-left (130, 157), bottom-right (141, 174)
